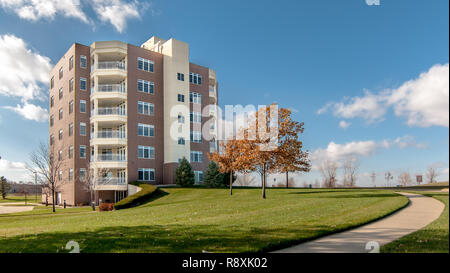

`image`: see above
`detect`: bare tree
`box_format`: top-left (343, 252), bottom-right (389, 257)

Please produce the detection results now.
top-left (319, 160), bottom-right (338, 188)
top-left (370, 171), bottom-right (376, 187)
top-left (425, 166), bottom-right (438, 184)
top-left (398, 172), bottom-right (412, 186)
top-left (342, 157), bottom-right (359, 187)
top-left (78, 167), bottom-right (111, 209)
top-left (28, 141), bottom-right (63, 213)
top-left (385, 172), bottom-right (394, 187)
top-left (313, 179), bottom-right (321, 188)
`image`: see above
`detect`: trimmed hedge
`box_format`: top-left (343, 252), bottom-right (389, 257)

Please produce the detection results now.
top-left (114, 182), bottom-right (158, 210)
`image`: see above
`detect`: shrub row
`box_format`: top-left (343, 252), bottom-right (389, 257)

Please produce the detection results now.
top-left (113, 182), bottom-right (158, 210)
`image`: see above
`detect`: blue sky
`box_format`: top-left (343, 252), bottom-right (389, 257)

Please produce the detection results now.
top-left (0, 0), bottom-right (448, 186)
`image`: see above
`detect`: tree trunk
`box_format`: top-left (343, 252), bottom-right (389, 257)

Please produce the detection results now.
top-left (262, 164), bottom-right (266, 199)
top-left (229, 171), bottom-right (233, 196)
top-left (286, 171), bottom-right (289, 188)
top-left (51, 187), bottom-right (56, 213)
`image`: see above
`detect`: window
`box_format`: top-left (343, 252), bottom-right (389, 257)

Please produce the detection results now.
top-left (194, 171), bottom-right (204, 184)
top-left (138, 146), bottom-right (155, 159)
top-left (178, 137), bottom-right (185, 145)
top-left (137, 57), bottom-right (154, 72)
top-left (189, 72), bottom-right (202, 85)
top-left (80, 78), bottom-right (87, 91)
top-left (59, 67), bottom-right (63, 79)
top-left (137, 79), bottom-right (154, 94)
top-left (50, 134), bottom-right (54, 145)
top-left (80, 55), bottom-right (87, 68)
top-left (50, 115), bottom-right (54, 127)
top-left (80, 122), bottom-right (86, 136)
top-left (69, 78), bottom-right (74, 92)
top-left (69, 56), bottom-right (74, 70)
top-left (138, 101), bottom-right (154, 115)
top-left (190, 151), bottom-right (203, 163)
top-left (58, 171), bottom-right (63, 181)
top-left (138, 123), bottom-right (154, 137)
top-left (50, 76), bottom-right (54, 89)
top-left (190, 131), bottom-right (202, 143)
top-left (69, 123), bottom-right (73, 136)
top-left (50, 96), bottom-right (54, 107)
top-left (79, 168), bottom-right (86, 180)
top-left (69, 100), bottom-right (73, 114)
top-left (178, 114), bottom-right (185, 124)
top-left (80, 100), bottom-right (86, 113)
top-left (177, 94), bottom-right (185, 102)
top-left (59, 88), bottom-right (63, 100)
top-left (177, 73), bottom-right (184, 81)
top-left (138, 168), bottom-right (155, 181)
top-left (58, 150), bottom-right (63, 161)
top-left (190, 92), bottom-right (202, 104)
top-left (80, 145), bottom-right (86, 158)
top-left (190, 112), bottom-right (202, 123)
top-left (59, 129), bottom-right (63, 140)
top-left (68, 146), bottom-right (73, 159)
top-left (59, 108), bottom-right (63, 120)
top-left (69, 168), bottom-right (73, 181)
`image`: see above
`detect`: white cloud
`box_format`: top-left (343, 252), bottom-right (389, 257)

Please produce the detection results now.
top-left (91, 0), bottom-right (143, 33)
top-left (0, 158), bottom-right (30, 182)
top-left (0, 0), bottom-right (150, 32)
top-left (387, 63), bottom-right (449, 127)
top-left (0, 34), bottom-right (51, 102)
top-left (0, 0), bottom-right (88, 23)
top-left (311, 136), bottom-right (427, 170)
top-left (3, 102), bottom-right (48, 122)
top-left (317, 63), bottom-right (449, 127)
top-left (339, 120), bottom-right (351, 129)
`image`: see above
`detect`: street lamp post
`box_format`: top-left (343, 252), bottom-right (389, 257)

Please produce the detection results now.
top-left (34, 171), bottom-right (37, 203)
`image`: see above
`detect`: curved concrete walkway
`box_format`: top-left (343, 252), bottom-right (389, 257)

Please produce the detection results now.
top-left (0, 203), bottom-right (35, 214)
top-left (273, 192), bottom-right (445, 253)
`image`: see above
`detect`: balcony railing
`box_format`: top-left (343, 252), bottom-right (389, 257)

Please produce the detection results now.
top-left (95, 84), bottom-right (126, 93)
top-left (96, 177), bottom-right (127, 185)
top-left (94, 154), bottom-right (127, 162)
top-left (94, 130), bottom-right (126, 139)
top-left (95, 107), bottom-right (126, 116)
top-left (96, 61), bottom-right (126, 70)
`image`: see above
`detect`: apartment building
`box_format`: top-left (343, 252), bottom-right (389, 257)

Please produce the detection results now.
top-left (48, 36), bottom-right (218, 206)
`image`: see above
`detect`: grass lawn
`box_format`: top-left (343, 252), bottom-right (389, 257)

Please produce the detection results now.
top-left (382, 192), bottom-right (449, 253)
top-left (0, 194), bottom-right (41, 203)
top-left (0, 188), bottom-right (407, 253)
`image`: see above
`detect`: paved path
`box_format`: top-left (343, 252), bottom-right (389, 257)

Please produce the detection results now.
top-left (0, 204), bottom-right (35, 214)
top-left (273, 192), bottom-right (445, 253)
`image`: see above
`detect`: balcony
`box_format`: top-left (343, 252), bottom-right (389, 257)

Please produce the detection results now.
top-left (209, 86), bottom-right (217, 103)
top-left (96, 61), bottom-right (126, 70)
top-left (94, 177), bottom-right (127, 191)
top-left (91, 84), bottom-right (127, 102)
top-left (91, 61), bottom-right (127, 80)
top-left (91, 154), bottom-right (127, 169)
top-left (91, 107), bottom-right (127, 125)
top-left (95, 154), bottom-right (126, 162)
top-left (90, 130), bottom-right (127, 146)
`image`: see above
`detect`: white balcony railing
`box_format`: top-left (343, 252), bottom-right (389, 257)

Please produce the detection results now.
top-left (95, 61), bottom-right (126, 70)
top-left (95, 107), bottom-right (126, 116)
top-left (94, 154), bottom-right (127, 162)
top-left (95, 84), bottom-right (126, 93)
top-left (96, 177), bottom-right (127, 185)
top-left (94, 130), bottom-right (126, 139)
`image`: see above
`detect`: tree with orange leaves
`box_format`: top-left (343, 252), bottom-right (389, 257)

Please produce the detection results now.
top-left (209, 139), bottom-right (241, 195)
top-left (211, 104), bottom-right (309, 199)
top-left (276, 108), bottom-right (310, 188)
